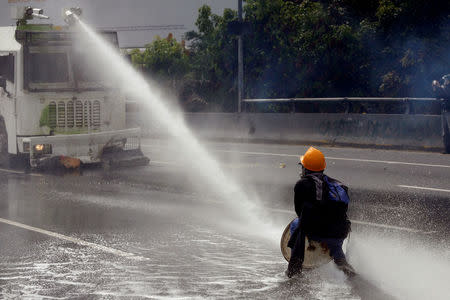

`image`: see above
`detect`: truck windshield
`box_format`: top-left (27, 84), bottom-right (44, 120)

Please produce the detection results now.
top-left (23, 31), bottom-right (118, 91)
top-left (27, 49), bottom-right (106, 90)
top-left (29, 52), bottom-right (69, 83)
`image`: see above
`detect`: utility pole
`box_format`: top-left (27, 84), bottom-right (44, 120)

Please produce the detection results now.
top-left (237, 0), bottom-right (243, 113)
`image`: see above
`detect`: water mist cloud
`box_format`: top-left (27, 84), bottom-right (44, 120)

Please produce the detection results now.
top-left (350, 232), bottom-right (450, 300)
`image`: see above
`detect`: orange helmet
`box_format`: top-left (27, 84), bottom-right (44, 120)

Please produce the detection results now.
top-left (300, 147), bottom-right (326, 172)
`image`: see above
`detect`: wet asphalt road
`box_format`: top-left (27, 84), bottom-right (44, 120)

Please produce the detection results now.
top-left (0, 139), bottom-right (449, 299)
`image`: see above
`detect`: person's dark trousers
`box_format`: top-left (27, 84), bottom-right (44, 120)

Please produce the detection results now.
top-left (441, 100), bottom-right (450, 154)
top-left (286, 227), bottom-right (305, 277)
top-left (309, 236), bottom-right (346, 260)
top-left (309, 235), bottom-right (356, 276)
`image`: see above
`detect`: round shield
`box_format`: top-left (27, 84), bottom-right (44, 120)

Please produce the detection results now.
top-left (280, 218), bottom-right (333, 269)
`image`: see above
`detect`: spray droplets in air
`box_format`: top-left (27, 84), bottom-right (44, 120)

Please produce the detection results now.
top-left (73, 17), bottom-right (279, 241)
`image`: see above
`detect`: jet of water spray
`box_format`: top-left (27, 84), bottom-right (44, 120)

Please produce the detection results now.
top-left (74, 16), bottom-right (280, 242)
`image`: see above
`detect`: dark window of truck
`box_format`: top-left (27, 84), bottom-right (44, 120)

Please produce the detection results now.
top-left (0, 53), bottom-right (14, 83)
top-left (29, 53), bottom-right (69, 83)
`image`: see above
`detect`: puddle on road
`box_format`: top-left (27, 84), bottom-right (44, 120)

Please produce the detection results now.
top-left (0, 224), bottom-right (357, 299)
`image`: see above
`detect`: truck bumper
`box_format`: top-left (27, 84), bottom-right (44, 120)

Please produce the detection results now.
top-left (18, 128), bottom-right (149, 169)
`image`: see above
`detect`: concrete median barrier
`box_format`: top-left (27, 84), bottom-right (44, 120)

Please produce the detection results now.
top-left (127, 112), bottom-right (443, 151)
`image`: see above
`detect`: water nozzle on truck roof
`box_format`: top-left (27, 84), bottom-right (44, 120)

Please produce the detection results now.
top-left (24, 7), bottom-right (49, 19)
top-left (64, 8), bottom-right (82, 26)
top-left (12, 6), bottom-right (49, 25)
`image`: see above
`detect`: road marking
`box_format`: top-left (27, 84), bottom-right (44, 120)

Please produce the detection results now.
top-left (150, 160), bottom-right (176, 165)
top-left (0, 217), bottom-right (147, 261)
top-left (326, 156), bottom-right (450, 169)
top-left (398, 185), bottom-right (450, 193)
top-left (214, 149), bottom-right (298, 158)
top-left (215, 150), bottom-right (450, 169)
top-left (0, 168), bottom-right (43, 177)
top-left (268, 208), bottom-right (436, 234)
top-left (141, 144), bottom-right (450, 169)
top-left (349, 219), bottom-right (437, 234)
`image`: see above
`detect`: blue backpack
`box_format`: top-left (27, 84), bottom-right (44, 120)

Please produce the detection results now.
top-left (323, 176), bottom-right (350, 204)
top-left (306, 174), bottom-right (350, 204)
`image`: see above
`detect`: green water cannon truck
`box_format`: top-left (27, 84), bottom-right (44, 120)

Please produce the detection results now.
top-left (0, 7), bottom-right (149, 169)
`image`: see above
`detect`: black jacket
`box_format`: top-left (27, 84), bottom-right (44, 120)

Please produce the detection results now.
top-left (294, 174), bottom-right (350, 239)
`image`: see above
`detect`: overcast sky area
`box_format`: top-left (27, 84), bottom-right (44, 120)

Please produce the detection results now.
top-left (1, 0), bottom-right (237, 47)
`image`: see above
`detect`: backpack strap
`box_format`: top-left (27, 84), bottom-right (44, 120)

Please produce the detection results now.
top-left (304, 173), bottom-right (325, 202)
top-left (324, 176), bottom-right (349, 192)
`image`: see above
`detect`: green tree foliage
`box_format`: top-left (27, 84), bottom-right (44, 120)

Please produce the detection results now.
top-left (133, 0), bottom-right (450, 111)
top-left (243, 0), bottom-right (370, 98)
top-left (130, 34), bottom-right (201, 109)
top-left (184, 5), bottom-right (238, 111)
top-left (242, 0), bottom-right (449, 98)
top-left (371, 0), bottom-right (450, 96)
top-left (131, 34), bottom-right (189, 83)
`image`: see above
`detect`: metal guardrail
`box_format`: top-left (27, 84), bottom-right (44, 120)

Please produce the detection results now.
top-left (243, 97), bottom-right (439, 102)
top-left (243, 97), bottom-right (444, 114)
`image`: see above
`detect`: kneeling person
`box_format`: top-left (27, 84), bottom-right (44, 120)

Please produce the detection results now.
top-left (286, 147), bottom-right (355, 277)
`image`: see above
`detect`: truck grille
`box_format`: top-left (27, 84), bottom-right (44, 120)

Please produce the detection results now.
top-left (47, 100), bottom-right (101, 130)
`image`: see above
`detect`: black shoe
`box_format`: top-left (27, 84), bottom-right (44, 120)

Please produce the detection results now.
top-left (285, 267), bottom-right (302, 278)
top-left (334, 258), bottom-right (356, 277)
top-left (286, 257), bottom-right (303, 278)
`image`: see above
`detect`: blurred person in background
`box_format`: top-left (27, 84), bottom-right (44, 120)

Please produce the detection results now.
top-left (432, 74), bottom-right (450, 154)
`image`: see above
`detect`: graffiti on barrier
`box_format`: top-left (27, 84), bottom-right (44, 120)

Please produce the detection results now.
top-left (318, 117), bottom-right (439, 142)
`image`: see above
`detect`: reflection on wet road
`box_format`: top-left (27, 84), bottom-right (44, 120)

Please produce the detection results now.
top-left (0, 141), bottom-right (449, 299)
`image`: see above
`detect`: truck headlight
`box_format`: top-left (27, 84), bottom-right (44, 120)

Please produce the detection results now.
top-left (33, 144), bottom-right (52, 154)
